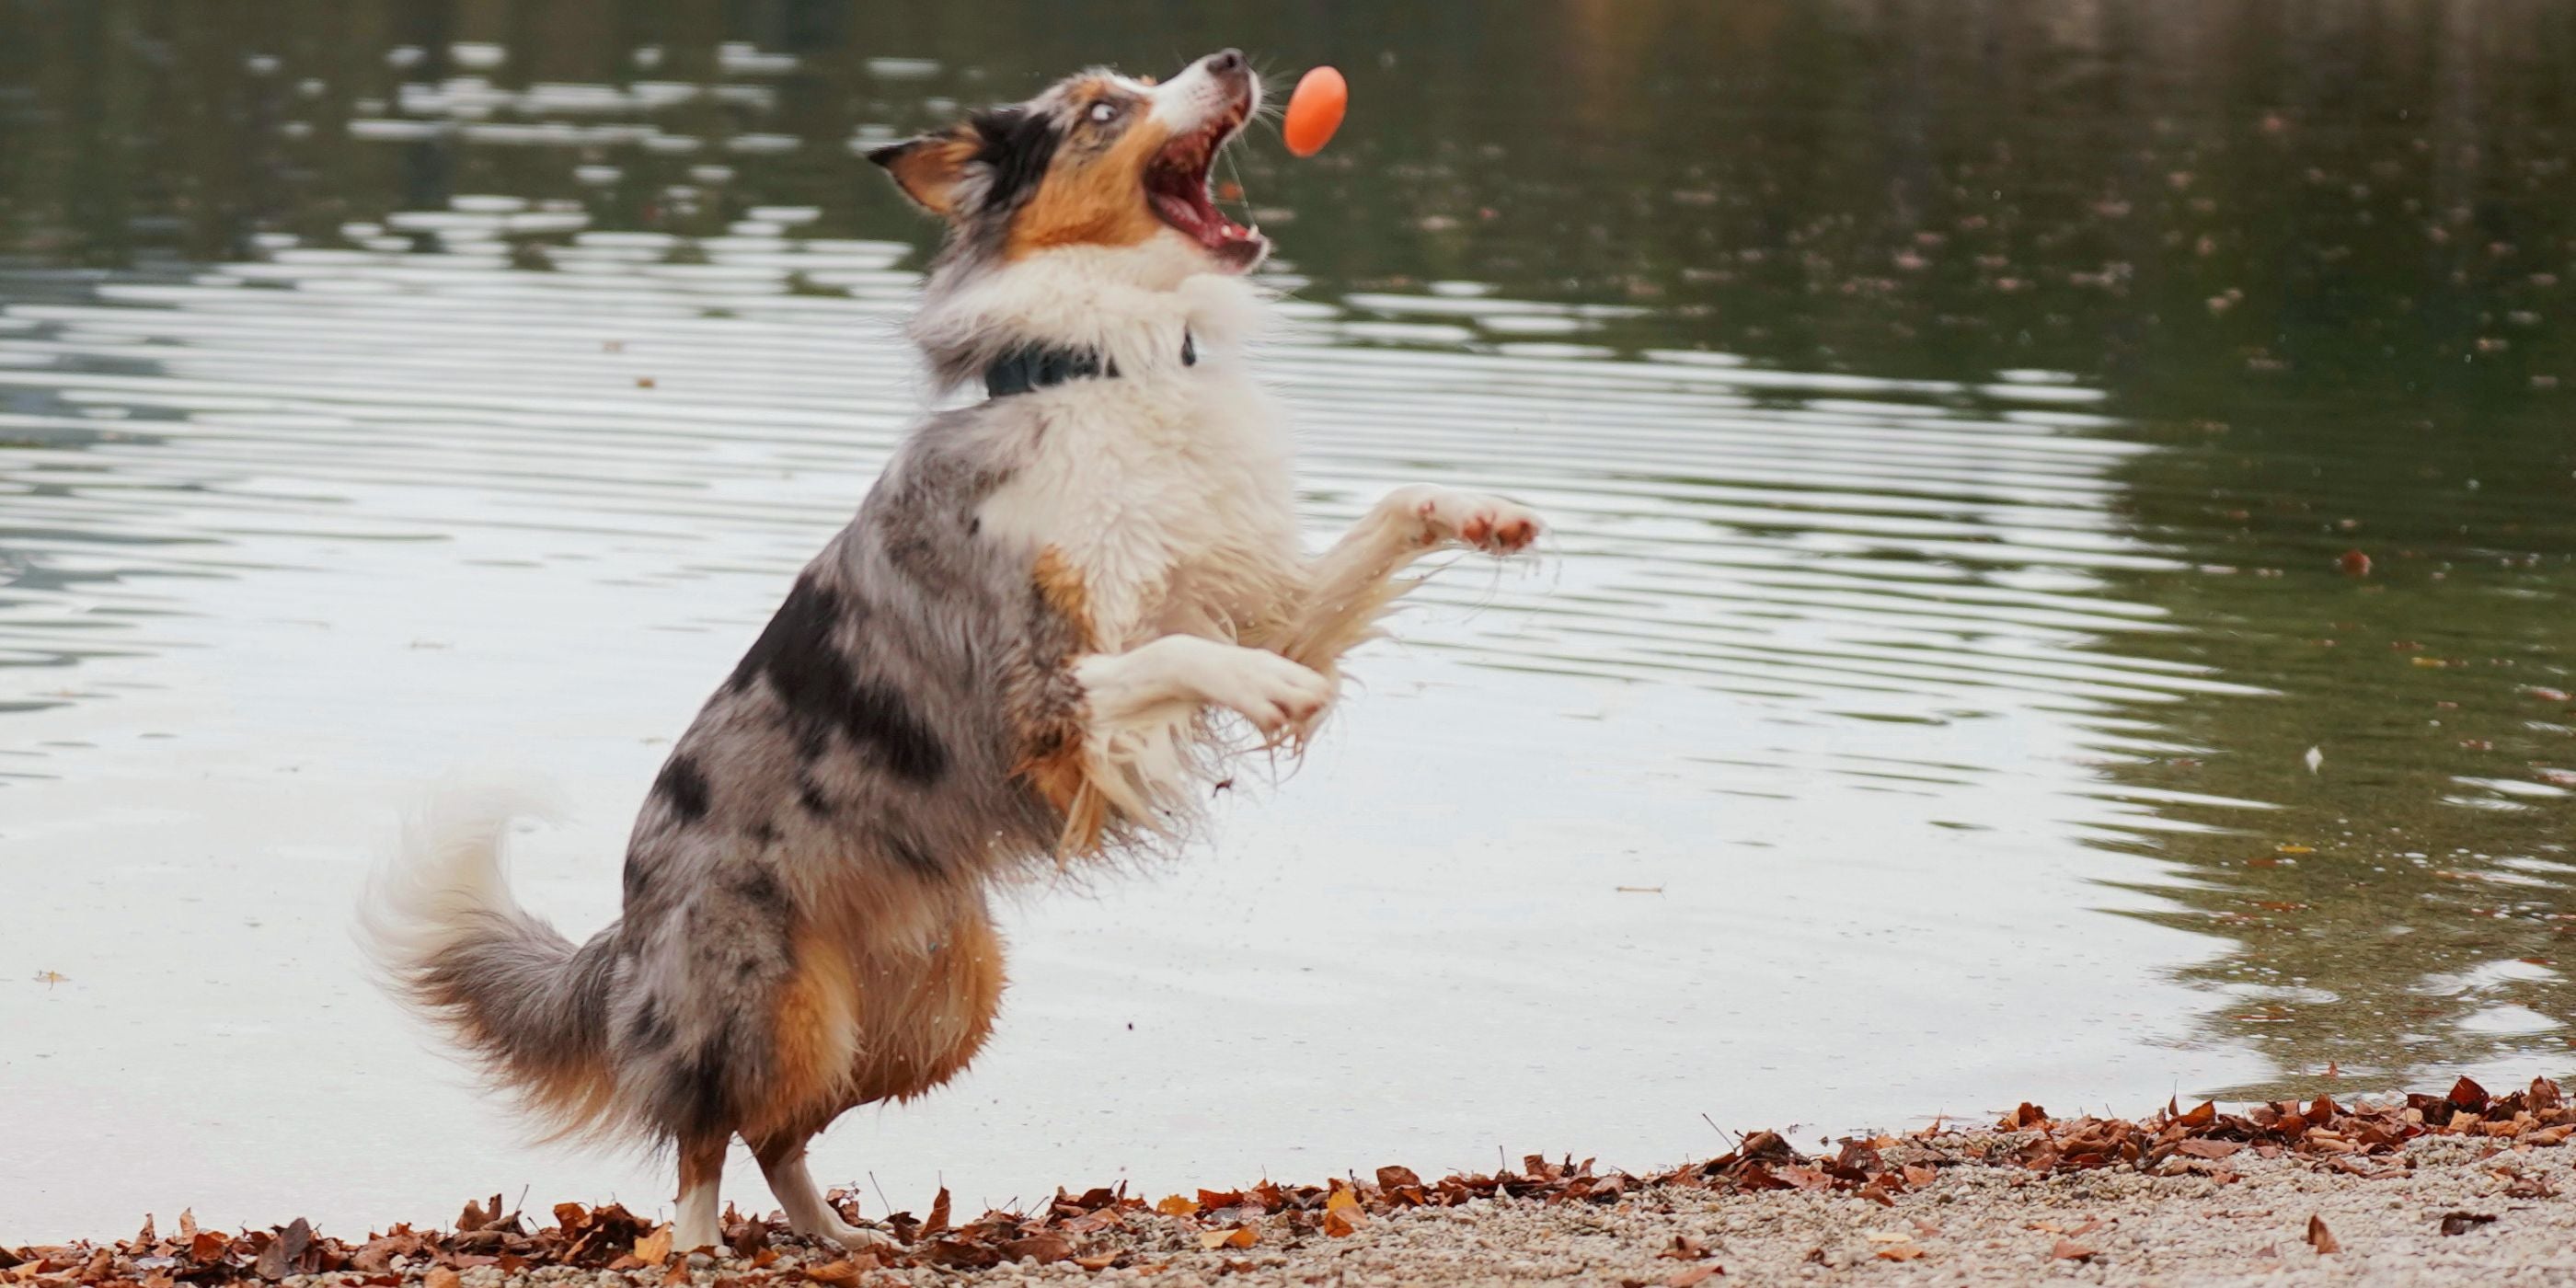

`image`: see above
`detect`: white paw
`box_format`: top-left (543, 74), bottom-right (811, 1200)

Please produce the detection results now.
top-left (815, 1222), bottom-right (896, 1251)
top-left (1393, 487), bottom-right (1543, 555)
top-left (1189, 646), bottom-right (1333, 735)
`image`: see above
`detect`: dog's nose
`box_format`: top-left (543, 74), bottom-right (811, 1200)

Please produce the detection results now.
top-left (1204, 49), bottom-right (1246, 75)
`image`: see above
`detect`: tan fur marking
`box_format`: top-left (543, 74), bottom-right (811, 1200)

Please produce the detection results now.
top-left (1016, 547), bottom-right (1112, 855)
top-left (1006, 113), bottom-right (1173, 259)
top-left (882, 132), bottom-right (979, 216)
top-left (849, 906), bottom-right (1006, 1104)
top-left (756, 924), bottom-right (860, 1134)
top-left (676, 1133), bottom-right (727, 1190)
top-left (738, 899), bottom-right (1007, 1144)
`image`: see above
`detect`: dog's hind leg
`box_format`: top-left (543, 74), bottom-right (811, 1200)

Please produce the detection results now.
top-left (753, 1133), bottom-right (894, 1249)
top-left (1270, 485), bottom-right (1542, 679)
top-left (673, 1133), bottom-right (728, 1252)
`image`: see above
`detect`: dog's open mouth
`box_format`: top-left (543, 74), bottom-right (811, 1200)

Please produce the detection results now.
top-left (1146, 104), bottom-right (1264, 270)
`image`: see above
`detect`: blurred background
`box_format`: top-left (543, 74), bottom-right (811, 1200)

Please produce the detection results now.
top-left (4, 0), bottom-right (2574, 1243)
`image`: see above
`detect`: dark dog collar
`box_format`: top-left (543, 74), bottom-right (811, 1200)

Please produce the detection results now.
top-left (983, 332), bottom-right (1197, 398)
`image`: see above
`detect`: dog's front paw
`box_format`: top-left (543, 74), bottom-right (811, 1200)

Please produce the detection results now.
top-left (1192, 647), bottom-right (1333, 736)
top-left (1397, 487), bottom-right (1543, 555)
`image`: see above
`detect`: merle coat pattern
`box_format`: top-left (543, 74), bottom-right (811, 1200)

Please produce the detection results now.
top-left (363, 50), bottom-right (1543, 1253)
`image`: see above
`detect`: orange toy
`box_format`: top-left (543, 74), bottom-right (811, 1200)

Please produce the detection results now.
top-left (1283, 65), bottom-right (1347, 156)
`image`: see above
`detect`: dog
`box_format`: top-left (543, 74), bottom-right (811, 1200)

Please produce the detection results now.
top-left (361, 49), bottom-right (1540, 1253)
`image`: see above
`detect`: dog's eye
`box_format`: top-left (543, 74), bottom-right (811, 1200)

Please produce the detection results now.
top-left (1087, 101), bottom-right (1119, 124)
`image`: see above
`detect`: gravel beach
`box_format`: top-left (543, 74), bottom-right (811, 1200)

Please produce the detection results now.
top-left (17, 1082), bottom-right (2576, 1287)
top-left (21, 1140), bottom-right (2576, 1288)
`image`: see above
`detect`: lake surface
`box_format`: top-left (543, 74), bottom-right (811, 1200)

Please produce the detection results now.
top-left (6, 0), bottom-right (2575, 1242)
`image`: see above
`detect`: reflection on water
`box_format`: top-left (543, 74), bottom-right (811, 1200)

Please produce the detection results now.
top-left (3, 0), bottom-right (2574, 1239)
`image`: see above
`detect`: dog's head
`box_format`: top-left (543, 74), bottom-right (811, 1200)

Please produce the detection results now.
top-left (868, 50), bottom-right (1267, 282)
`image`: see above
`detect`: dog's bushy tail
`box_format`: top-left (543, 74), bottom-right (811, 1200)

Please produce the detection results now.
top-left (357, 788), bottom-right (629, 1142)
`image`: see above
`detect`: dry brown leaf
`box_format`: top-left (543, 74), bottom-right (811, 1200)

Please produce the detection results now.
top-left (424, 1270), bottom-right (463, 1288)
top-left (2052, 1239), bottom-right (2098, 1261)
top-left (1659, 1235), bottom-right (1709, 1261)
top-left (921, 1187), bottom-right (951, 1239)
top-left (631, 1225), bottom-right (672, 1265)
top-left (1872, 1245), bottom-right (1926, 1261)
top-left (1664, 1265), bottom-right (1722, 1287)
top-left (1322, 1207), bottom-right (1363, 1237)
top-left (2306, 1214), bottom-right (2340, 1255)
top-left (2440, 1212), bottom-right (2496, 1237)
top-left (999, 1232), bottom-right (1074, 1264)
top-left (1154, 1194), bottom-right (1196, 1217)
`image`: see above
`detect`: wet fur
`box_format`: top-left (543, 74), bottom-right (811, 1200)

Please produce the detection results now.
top-left (362, 51), bottom-right (1540, 1250)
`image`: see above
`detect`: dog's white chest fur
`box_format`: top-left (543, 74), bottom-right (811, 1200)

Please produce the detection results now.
top-left (976, 365), bottom-right (1298, 648)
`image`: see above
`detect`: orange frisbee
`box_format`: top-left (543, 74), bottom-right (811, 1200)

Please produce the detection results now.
top-left (1283, 65), bottom-right (1347, 156)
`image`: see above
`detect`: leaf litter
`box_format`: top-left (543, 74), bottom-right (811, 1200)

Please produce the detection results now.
top-left (9, 1076), bottom-right (2576, 1284)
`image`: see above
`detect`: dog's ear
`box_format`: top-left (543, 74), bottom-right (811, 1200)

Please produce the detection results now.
top-left (868, 130), bottom-right (978, 217)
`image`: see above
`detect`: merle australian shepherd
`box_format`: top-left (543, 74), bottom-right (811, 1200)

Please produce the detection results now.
top-left (362, 50), bottom-right (1540, 1251)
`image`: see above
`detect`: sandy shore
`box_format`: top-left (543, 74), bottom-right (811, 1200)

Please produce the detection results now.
top-left (13, 1083), bottom-right (2576, 1286)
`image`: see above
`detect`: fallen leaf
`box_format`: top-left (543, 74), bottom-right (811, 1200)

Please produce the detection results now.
top-left (1154, 1194), bottom-right (1196, 1217)
top-left (2440, 1212), bottom-right (2496, 1237)
top-left (1321, 1207), bottom-right (1363, 1237)
top-left (2306, 1214), bottom-right (2340, 1254)
top-left (921, 1187), bottom-right (951, 1239)
top-left (2052, 1239), bottom-right (2098, 1261)
top-left (1664, 1265), bottom-right (1722, 1286)
top-left (1872, 1245), bottom-right (1926, 1261)
top-left (801, 1260), bottom-right (864, 1285)
top-left (424, 1270), bottom-right (462, 1288)
top-left (631, 1225), bottom-right (672, 1265)
top-left (2448, 1076), bottom-right (2491, 1112)
top-left (32, 971), bottom-right (66, 985)
top-left (999, 1232), bottom-right (1074, 1264)
top-left (1658, 1235), bottom-right (1709, 1261)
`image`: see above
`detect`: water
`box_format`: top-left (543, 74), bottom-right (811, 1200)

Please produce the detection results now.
top-left (5, 0), bottom-right (2575, 1242)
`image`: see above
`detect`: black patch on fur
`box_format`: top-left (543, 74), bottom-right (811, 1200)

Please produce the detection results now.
top-left (653, 753), bottom-right (712, 824)
top-left (727, 571), bottom-right (846, 698)
top-left (747, 819), bottom-right (780, 845)
top-left (729, 571), bottom-right (949, 784)
top-left (886, 832), bottom-right (939, 877)
top-left (735, 866), bottom-right (787, 913)
top-left (837, 677), bottom-right (948, 781)
top-left (971, 106), bottom-right (1063, 213)
top-left (631, 998), bottom-right (674, 1052)
top-left (796, 777), bottom-right (834, 818)
top-left (675, 1031), bottom-right (730, 1139)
